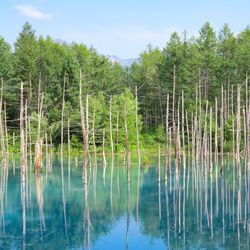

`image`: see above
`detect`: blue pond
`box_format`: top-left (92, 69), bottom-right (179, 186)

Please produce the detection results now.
top-left (0, 156), bottom-right (249, 249)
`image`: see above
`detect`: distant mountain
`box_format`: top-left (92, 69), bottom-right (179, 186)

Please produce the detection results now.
top-left (107, 55), bottom-right (138, 67)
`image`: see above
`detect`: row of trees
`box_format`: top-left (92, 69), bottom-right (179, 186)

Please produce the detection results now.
top-left (0, 22), bottom-right (250, 152)
top-left (131, 22), bottom-right (250, 130)
top-left (0, 22), bottom-right (140, 151)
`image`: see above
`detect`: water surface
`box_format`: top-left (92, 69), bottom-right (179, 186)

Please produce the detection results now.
top-left (0, 156), bottom-right (249, 249)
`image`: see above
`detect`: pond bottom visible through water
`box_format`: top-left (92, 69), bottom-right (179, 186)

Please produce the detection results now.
top-left (0, 156), bottom-right (249, 249)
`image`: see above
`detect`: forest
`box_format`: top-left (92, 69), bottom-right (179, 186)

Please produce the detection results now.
top-left (0, 18), bottom-right (250, 250)
top-left (0, 21), bottom-right (250, 156)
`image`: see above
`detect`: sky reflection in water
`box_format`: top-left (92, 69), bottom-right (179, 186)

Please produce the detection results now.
top-left (0, 156), bottom-right (249, 249)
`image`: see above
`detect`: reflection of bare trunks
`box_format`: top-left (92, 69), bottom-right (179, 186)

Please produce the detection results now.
top-left (83, 183), bottom-right (91, 250)
top-left (0, 164), bottom-right (8, 234)
top-left (60, 156), bottom-right (68, 238)
top-left (35, 174), bottom-right (45, 231)
top-left (126, 162), bottom-right (130, 250)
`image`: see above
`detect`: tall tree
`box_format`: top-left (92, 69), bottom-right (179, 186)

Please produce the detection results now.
top-left (13, 22), bottom-right (37, 110)
top-left (0, 37), bottom-right (12, 79)
top-left (197, 22), bottom-right (218, 100)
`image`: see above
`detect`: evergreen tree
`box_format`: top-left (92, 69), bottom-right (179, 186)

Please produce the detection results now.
top-left (0, 37), bottom-right (12, 79)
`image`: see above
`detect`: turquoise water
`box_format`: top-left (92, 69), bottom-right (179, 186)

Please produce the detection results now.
top-left (0, 156), bottom-right (249, 249)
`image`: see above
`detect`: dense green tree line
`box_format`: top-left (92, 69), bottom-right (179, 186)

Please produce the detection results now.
top-left (0, 22), bottom-right (250, 152)
top-left (131, 22), bottom-right (249, 131)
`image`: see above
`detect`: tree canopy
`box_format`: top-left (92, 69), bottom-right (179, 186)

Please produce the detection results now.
top-left (1, 22), bottom-right (250, 151)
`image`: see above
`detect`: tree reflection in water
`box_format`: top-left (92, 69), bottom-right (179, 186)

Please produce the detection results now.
top-left (0, 155), bottom-right (249, 249)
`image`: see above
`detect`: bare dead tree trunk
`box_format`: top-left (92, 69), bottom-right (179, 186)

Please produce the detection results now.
top-left (92, 97), bottom-right (97, 167)
top-left (181, 90), bottom-right (186, 162)
top-left (109, 97), bottom-right (114, 158)
top-left (246, 72), bottom-right (248, 113)
top-left (227, 79), bottom-right (230, 121)
top-left (124, 101), bottom-right (129, 157)
top-left (172, 65), bottom-right (176, 125)
top-left (202, 101), bottom-right (208, 166)
top-left (45, 132), bottom-right (48, 177)
top-left (25, 99), bottom-right (29, 207)
top-left (185, 110), bottom-right (190, 158)
top-left (20, 81), bottom-right (26, 170)
top-left (20, 81), bottom-right (26, 244)
top-left (28, 117), bottom-right (32, 166)
top-left (172, 65), bottom-right (177, 167)
top-left (247, 99), bottom-right (250, 170)
top-left (215, 98), bottom-right (218, 164)
top-left (231, 85), bottom-right (235, 158)
top-left (191, 113), bottom-right (195, 166)
top-left (79, 71), bottom-right (88, 184)
top-left (209, 107), bottom-right (213, 173)
top-left (4, 102), bottom-right (8, 158)
top-left (60, 72), bottom-right (66, 156)
top-left (220, 85), bottom-right (224, 168)
top-left (236, 84), bottom-right (241, 168)
top-left (116, 110), bottom-right (120, 150)
top-left (165, 93), bottom-right (169, 181)
top-left (28, 72), bottom-right (32, 110)
top-left (86, 94), bottom-right (89, 161)
top-left (194, 85), bottom-right (198, 165)
top-left (243, 108), bottom-right (247, 173)
top-left (34, 74), bottom-right (44, 174)
top-left (175, 100), bottom-right (180, 171)
top-left (245, 72), bottom-right (249, 167)
top-left (49, 133), bottom-right (53, 171)
top-left (135, 86), bottom-right (141, 165)
top-left (25, 100), bottom-right (28, 167)
top-left (0, 78), bottom-right (5, 161)
top-left (67, 118), bottom-right (71, 163)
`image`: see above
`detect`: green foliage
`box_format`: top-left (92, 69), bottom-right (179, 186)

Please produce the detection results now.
top-left (1, 22), bottom-right (250, 152)
top-left (0, 37), bottom-right (12, 79)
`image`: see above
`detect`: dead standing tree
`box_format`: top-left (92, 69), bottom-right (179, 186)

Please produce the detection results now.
top-left (236, 84), bottom-right (241, 168)
top-left (34, 75), bottom-right (44, 173)
top-left (20, 81), bottom-right (27, 244)
top-left (124, 99), bottom-right (129, 163)
top-left (0, 78), bottom-right (6, 164)
top-left (79, 71), bottom-right (89, 185)
top-left (165, 93), bottom-right (169, 181)
top-left (135, 86), bottom-right (141, 165)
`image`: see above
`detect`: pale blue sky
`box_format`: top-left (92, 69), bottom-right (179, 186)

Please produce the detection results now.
top-left (1, 0), bottom-right (250, 58)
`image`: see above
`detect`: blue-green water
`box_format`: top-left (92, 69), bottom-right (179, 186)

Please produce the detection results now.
top-left (0, 156), bottom-right (249, 249)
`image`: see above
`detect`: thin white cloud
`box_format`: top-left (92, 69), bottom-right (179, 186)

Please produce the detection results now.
top-left (15, 4), bottom-right (52, 20)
